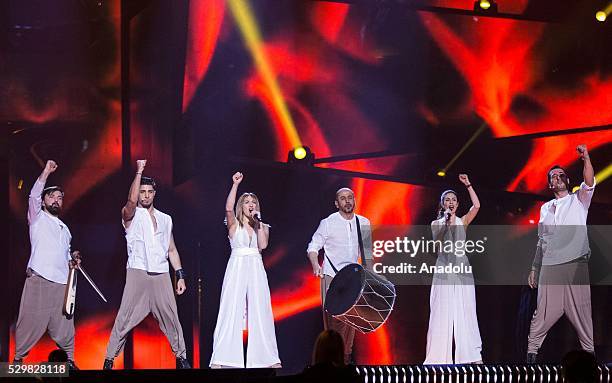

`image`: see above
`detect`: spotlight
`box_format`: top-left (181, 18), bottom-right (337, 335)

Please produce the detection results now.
top-left (437, 170), bottom-right (446, 177)
top-left (288, 146), bottom-right (314, 165)
top-left (294, 146), bottom-right (307, 160)
top-left (595, 11), bottom-right (606, 22)
top-left (474, 0), bottom-right (497, 13)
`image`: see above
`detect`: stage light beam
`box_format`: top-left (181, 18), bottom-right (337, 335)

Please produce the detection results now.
top-left (228, 0), bottom-right (302, 148)
top-left (594, 163), bottom-right (612, 184)
top-left (439, 122), bottom-right (487, 176)
top-left (596, 3), bottom-right (612, 22)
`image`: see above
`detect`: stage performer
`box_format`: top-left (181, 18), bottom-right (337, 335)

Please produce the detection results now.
top-left (307, 187), bottom-right (373, 364)
top-left (527, 145), bottom-right (595, 363)
top-left (13, 160), bottom-right (80, 370)
top-left (103, 159), bottom-right (190, 369)
top-left (210, 172), bottom-right (281, 368)
top-left (424, 174), bottom-right (483, 364)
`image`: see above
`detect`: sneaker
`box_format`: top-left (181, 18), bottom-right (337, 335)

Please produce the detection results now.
top-left (103, 358), bottom-right (114, 370)
top-left (176, 356), bottom-right (191, 369)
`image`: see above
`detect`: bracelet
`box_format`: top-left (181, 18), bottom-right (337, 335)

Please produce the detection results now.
top-left (465, 184), bottom-right (472, 189)
top-left (175, 269), bottom-right (186, 280)
top-left (136, 172), bottom-right (142, 175)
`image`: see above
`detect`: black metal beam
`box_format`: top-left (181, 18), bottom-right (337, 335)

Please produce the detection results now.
top-left (495, 124), bottom-right (612, 141)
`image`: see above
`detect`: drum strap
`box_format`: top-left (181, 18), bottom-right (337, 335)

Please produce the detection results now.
top-left (325, 254), bottom-right (339, 273)
top-left (324, 215), bottom-right (368, 273)
top-left (355, 216), bottom-right (367, 268)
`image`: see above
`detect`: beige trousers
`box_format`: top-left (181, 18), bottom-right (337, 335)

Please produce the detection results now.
top-left (528, 259), bottom-right (594, 353)
top-left (15, 273), bottom-right (75, 360)
top-left (105, 268), bottom-right (186, 359)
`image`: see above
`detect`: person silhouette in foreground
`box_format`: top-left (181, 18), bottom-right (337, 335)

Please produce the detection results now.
top-left (298, 330), bottom-right (362, 383)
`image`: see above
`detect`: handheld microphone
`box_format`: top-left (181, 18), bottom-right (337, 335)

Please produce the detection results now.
top-left (253, 213), bottom-right (271, 228)
top-left (445, 209), bottom-right (452, 221)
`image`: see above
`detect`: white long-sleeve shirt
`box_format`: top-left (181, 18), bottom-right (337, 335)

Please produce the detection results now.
top-left (27, 179), bottom-right (72, 284)
top-left (307, 212), bottom-right (372, 277)
top-left (533, 179), bottom-right (596, 268)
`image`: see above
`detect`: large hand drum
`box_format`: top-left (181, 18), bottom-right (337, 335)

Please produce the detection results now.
top-left (324, 263), bottom-right (396, 334)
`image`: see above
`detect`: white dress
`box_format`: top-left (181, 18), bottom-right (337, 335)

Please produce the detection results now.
top-left (424, 217), bottom-right (482, 364)
top-left (210, 224), bottom-right (281, 368)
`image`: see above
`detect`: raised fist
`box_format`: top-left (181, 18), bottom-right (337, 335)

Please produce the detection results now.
top-left (44, 160), bottom-right (58, 174)
top-left (576, 145), bottom-right (589, 160)
top-left (136, 159), bottom-right (147, 173)
top-left (232, 172), bottom-right (243, 185)
top-left (458, 174), bottom-right (470, 186)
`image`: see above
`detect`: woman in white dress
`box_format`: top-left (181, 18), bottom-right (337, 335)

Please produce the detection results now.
top-left (210, 172), bottom-right (281, 368)
top-left (424, 174), bottom-right (483, 365)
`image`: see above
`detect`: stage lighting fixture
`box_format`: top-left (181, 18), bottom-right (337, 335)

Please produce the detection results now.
top-left (474, 0), bottom-right (498, 13)
top-left (437, 170), bottom-right (446, 177)
top-left (294, 146), bottom-right (307, 160)
top-left (288, 146), bottom-right (314, 164)
top-left (596, 11), bottom-right (607, 22)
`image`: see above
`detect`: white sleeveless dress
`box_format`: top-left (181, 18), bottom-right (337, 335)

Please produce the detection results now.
top-left (424, 217), bottom-right (482, 364)
top-left (210, 224), bottom-right (281, 368)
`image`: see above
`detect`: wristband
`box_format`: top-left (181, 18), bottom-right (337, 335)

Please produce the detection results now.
top-left (465, 184), bottom-right (472, 189)
top-left (175, 269), bottom-right (186, 280)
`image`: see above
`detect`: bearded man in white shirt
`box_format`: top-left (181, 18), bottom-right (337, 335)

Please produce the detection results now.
top-left (103, 159), bottom-right (190, 369)
top-left (527, 144), bottom-right (596, 363)
top-left (307, 188), bottom-right (372, 364)
top-left (14, 160), bottom-right (80, 370)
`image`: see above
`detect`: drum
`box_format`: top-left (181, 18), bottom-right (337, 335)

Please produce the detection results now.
top-left (324, 263), bottom-right (396, 334)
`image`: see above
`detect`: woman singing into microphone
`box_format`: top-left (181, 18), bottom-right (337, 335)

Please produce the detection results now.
top-left (210, 172), bottom-right (281, 368)
top-left (424, 174), bottom-right (483, 365)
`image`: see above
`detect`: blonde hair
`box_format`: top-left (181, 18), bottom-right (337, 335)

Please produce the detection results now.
top-left (235, 192), bottom-right (261, 227)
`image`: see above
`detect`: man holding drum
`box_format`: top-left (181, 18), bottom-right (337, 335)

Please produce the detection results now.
top-left (307, 188), bottom-right (373, 364)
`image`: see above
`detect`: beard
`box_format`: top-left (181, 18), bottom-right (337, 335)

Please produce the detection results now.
top-left (550, 180), bottom-right (569, 192)
top-left (341, 204), bottom-right (354, 213)
top-left (45, 203), bottom-right (61, 216)
top-left (140, 201), bottom-right (152, 209)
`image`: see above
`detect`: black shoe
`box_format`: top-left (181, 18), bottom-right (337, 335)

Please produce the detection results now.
top-left (103, 358), bottom-right (114, 370)
top-left (527, 353), bottom-right (537, 364)
top-left (176, 356), bottom-right (191, 369)
top-left (12, 359), bottom-right (23, 364)
top-left (67, 360), bottom-right (79, 371)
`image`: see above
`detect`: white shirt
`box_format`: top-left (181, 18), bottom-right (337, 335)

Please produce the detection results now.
top-left (536, 180), bottom-right (595, 266)
top-left (125, 207), bottom-right (172, 273)
top-left (27, 179), bottom-right (72, 284)
top-left (307, 212), bottom-right (372, 277)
